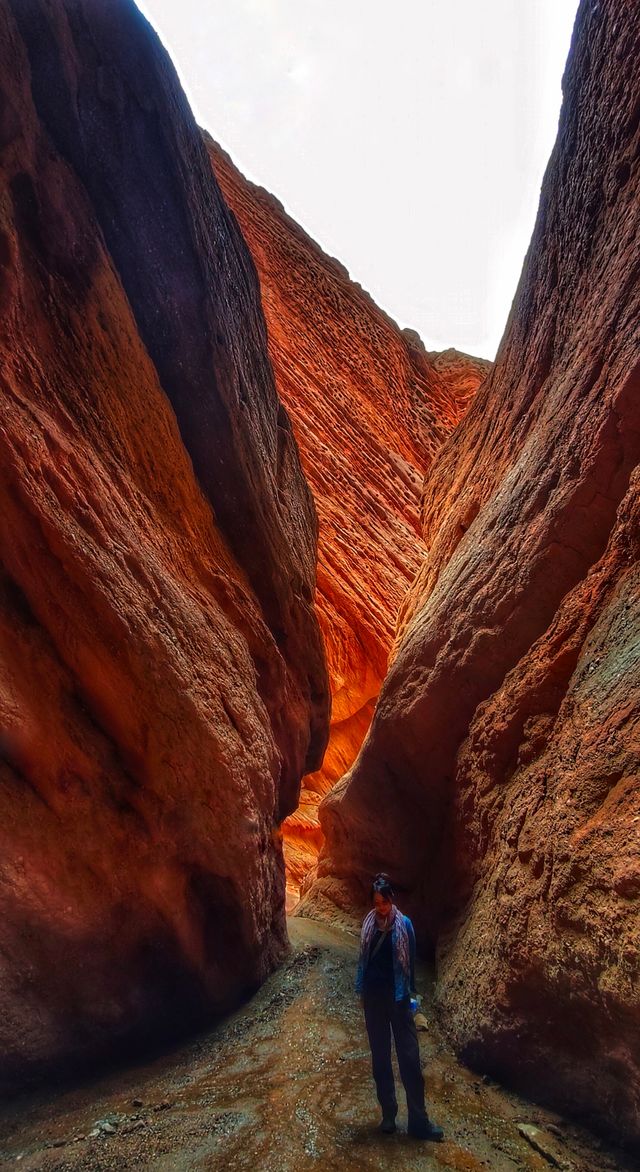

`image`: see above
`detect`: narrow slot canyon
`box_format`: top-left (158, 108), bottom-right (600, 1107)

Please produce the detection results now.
top-left (206, 137), bottom-right (490, 909)
top-left (0, 1), bottom-right (638, 1169)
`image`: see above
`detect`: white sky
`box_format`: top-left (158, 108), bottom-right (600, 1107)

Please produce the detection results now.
top-left (137, 0), bottom-right (579, 360)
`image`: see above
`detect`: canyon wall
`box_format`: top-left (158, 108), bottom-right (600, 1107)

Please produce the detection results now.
top-left (307, 0), bottom-right (640, 1146)
top-left (207, 140), bottom-right (490, 896)
top-left (0, 0), bottom-right (328, 1088)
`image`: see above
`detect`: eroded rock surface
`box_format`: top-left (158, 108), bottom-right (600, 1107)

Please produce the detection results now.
top-left (0, 0), bottom-right (328, 1089)
top-left (307, 0), bottom-right (640, 1146)
top-left (207, 141), bottom-right (489, 897)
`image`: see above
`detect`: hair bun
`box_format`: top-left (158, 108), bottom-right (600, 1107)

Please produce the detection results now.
top-left (371, 873), bottom-right (395, 898)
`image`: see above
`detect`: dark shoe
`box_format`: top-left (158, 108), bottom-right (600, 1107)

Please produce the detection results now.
top-left (408, 1119), bottom-right (444, 1142)
top-left (380, 1116), bottom-right (397, 1134)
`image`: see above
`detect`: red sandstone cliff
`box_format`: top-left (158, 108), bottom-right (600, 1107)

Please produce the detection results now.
top-left (0, 0), bottom-right (328, 1088)
top-left (206, 140), bottom-right (490, 897)
top-left (307, 0), bottom-right (640, 1146)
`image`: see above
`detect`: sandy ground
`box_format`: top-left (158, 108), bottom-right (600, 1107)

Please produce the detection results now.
top-left (0, 919), bottom-right (634, 1171)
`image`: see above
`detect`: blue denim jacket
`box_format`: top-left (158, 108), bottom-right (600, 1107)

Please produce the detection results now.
top-left (355, 913), bottom-right (417, 1002)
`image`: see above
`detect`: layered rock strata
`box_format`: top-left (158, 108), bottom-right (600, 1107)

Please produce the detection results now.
top-left (207, 140), bottom-right (490, 896)
top-left (307, 0), bottom-right (640, 1146)
top-left (0, 0), bottom-right (328, 1089)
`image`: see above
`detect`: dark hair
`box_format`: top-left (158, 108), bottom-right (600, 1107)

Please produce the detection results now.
top-left (371, 872), bottom-right (394, 900)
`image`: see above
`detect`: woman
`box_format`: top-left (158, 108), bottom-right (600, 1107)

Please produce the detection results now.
top-left (356, 873), bottom-right (444, 1141)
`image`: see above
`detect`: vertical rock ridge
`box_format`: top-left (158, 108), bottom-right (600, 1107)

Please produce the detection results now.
top-left (9, 0), bottom-right (329, 801)
top-left (0, 0), bottom-right (328, 1089)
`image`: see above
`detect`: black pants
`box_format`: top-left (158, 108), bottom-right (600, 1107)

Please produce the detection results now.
top-left (363, 989), bottom-right (428, 1127)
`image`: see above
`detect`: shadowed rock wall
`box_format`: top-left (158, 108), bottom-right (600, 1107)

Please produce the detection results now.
top-left (207, 140), bottom-right (490, 897)
top-left (307, 0), bottom-right (640, 1145)
top-left (0, 0), bottom-right (328, 1088)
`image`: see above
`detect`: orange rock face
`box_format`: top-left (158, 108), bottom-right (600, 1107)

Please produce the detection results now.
top-left (309, 0), bottom-right (640, 1146)
top-left (207, 141), bottom-right (490, 898)
top-left (0, 0), bottom-right (328, 1088)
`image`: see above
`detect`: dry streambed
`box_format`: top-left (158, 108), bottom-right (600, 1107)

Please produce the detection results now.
top-left (0, 920), bottom-right (633, 1171)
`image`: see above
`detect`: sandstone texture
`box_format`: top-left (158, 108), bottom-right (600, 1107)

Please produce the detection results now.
top-left (426, 346), bottom-right (491, 416)
top-left (207, 140), bottom-right (489, 897)
top-left (0, 0), bottom-right (328, 1088)
top-left (307, 0), bottom-right (640, 1146)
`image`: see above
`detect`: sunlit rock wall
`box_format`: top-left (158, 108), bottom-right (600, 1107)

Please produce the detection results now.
top-left (207, 140), bottom-right (490, 898)
top-left (308, 0), bottom-right (640, 1145)
top-left (0, 0), bottom-right (328, 1088)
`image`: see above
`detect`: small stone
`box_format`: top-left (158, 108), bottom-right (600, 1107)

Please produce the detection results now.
top-left (123, 1120), bottom-right (147, 1134)
top-left (517, 1123), bottom-right (566, 1167)
top-left (132, 1097), bottom-right (144, 1107)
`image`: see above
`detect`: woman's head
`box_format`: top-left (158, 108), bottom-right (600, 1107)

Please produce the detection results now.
top-left (371, 873), bottom-right (394, 917)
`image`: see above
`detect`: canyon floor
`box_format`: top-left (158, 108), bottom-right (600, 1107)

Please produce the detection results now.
top-left (0, 919), bottom-right (633, 1172)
